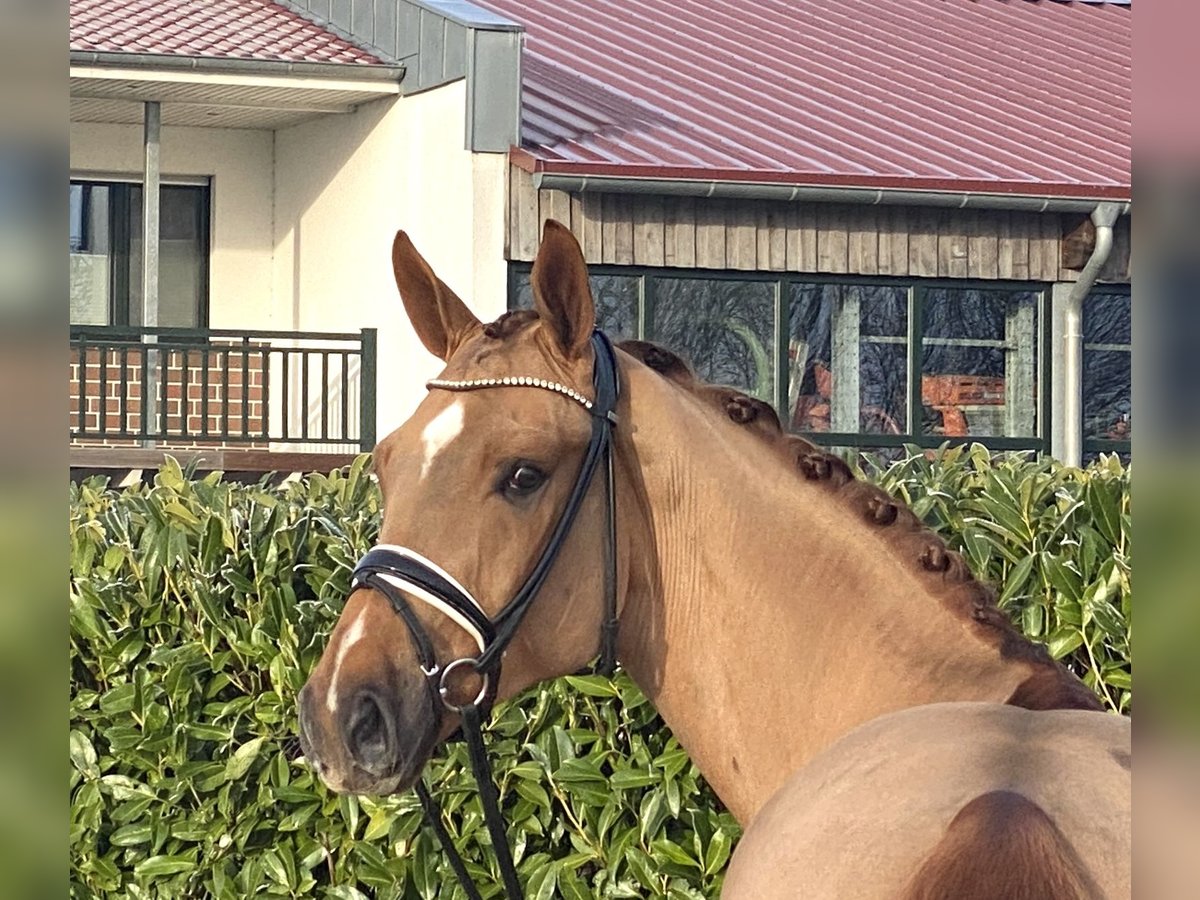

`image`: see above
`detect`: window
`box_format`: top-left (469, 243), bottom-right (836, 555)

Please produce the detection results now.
top-left (69, 179), bottom-right (210, 328)
top-left (1083, 287), bottom-right (1132, 460)
top-left (510, 266), bottom-right (1049, 454)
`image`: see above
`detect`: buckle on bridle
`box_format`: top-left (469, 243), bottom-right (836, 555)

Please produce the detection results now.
top-left (438, 657), bottom-right (491, 713)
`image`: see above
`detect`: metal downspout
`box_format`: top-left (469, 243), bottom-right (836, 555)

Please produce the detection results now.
top-left (1062, 202), bottom-right (1122, 467)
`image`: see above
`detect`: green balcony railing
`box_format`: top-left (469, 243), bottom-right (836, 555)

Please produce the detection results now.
top-left (70, 326), bottom-right (377, 452)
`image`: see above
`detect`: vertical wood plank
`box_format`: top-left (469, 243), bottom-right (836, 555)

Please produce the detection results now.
top-left (797, 202), bottom-right (818, 272)
top-left (542, 190), bottom-right (572, 233)
top-left (1036, 213), bottom-right (1061, 282)
top-left (569, 193), bottom-right (585, 246)
top-left (514, 168), bottom-right (540, 261)
top-left (756, 204), bottom-right (771, 270)
top-left (611, 194), bottom-right (634, 265)
top-left (908, 207), bottom-right (938, 277)
top-left (937, 211), bottom-right (969, 278)
top-left (967, 210), bottom-right (1000, 280)
top-left (728, 201), bottom-right (757, 270)
top-left (996, 210), bottom-right (1016, 279)
top-left (847, 205), bottom-right (879, 276)
top-left (632, 195), bottom-right (666, 266)
top-left (879, 205), bottom-right (909, 276)
top-left (817, 204), bottom-right (849, 273)
top-left (1027, 212), bottom-right (1056, 281)
top-left (600, 193), bottom-right (619, 264)
top-left (664, 196), bottom-right (696, 269)
top-left (578, 193), bottom-right (604, 265)
top-left (695, 198), bottom-right (727, 269)
top-left (766, 203), bottom-right (788, 271)
top-left (506, 164), bottom-right (519, 259)
top-left (1008, 212), bottom-right (1032, 280)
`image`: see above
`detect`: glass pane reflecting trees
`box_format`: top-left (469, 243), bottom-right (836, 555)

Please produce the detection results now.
top-left (509, 263), bottom-right (1129, 456)
top-left (652, 278), bottom-right (775, 400)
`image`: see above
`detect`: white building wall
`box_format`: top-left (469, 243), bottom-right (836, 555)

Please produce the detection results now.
top-left (69, 121), bottom-right (278, 328)
top-left (272, 81), bottom-right (509, 438)
top-left (71, 79), bottom-right (510, 447)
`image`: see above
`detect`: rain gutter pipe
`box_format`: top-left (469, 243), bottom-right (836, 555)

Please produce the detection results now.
top-left (531, 172), bottom-right (1132, 215)
top-left (1062, 202), bottom-right (1123, 467)
top-left (69, 50), bottom-right (406, 83)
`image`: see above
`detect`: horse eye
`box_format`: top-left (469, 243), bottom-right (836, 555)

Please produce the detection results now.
top-left (504, 464), bottom-right (546, 497)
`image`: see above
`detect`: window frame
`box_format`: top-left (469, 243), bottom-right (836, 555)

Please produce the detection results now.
top-left (69, 175), bottom-right (212, 329)
top-left (509, 263), bottom-right (1054, 454)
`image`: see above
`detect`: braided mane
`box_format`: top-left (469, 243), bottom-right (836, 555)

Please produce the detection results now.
top-left (615, 338), bottom-right (1101, 713)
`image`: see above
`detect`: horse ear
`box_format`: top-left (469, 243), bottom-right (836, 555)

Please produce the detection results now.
top-left (530, 220), bottom-right (595, 359)
top-left (391, 231), bottom-right (481, 361)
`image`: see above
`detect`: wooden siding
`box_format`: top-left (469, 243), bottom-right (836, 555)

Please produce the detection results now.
top-left (506, 167), bottom-right (1132, 284)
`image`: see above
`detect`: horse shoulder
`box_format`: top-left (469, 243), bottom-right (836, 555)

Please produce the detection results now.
top-left (722, 702), bottom-right (1129, 900)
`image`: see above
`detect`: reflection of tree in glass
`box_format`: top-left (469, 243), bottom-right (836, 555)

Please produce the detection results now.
top-left (1083, 290), bottom-right (1132, 441)
top-left (652, 279), bottom-right (775, 400)
top-left (923, 289), bottom-right (1009, 377)
top-left (788, 285), bottom-right (907, 433)
top-left (511, 274), bottom-right (639, 343)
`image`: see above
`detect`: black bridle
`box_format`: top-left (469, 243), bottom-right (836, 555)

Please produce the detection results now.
top-left (346, 330), bottom-right (621, 899)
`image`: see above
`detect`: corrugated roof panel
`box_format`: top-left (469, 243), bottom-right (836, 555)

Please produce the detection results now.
top-left (477, 0), bottom-right (1131, 198)
top-left (69, 0), bottom-right (385, 66)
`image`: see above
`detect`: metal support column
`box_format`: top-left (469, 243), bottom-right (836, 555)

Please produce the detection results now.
top-left (141, 101), bottom-right (161, 447)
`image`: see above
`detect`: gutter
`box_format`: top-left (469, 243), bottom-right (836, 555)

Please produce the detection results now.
top-left (69, 50), bottom-right (406, 84)
top-left (1061, 202), bottom-right (1123, 467)
top-left (531, 172), bottom-right (1132, 215)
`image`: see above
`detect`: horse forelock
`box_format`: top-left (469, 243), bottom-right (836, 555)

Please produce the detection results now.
top-left (616, 338), bottom-right (1101, 714)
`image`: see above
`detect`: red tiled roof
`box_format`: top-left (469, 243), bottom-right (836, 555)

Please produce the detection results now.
top-left (70, 0), bottom-right (385, 66)
top-left (479, 0), bottom-right (1132, 199)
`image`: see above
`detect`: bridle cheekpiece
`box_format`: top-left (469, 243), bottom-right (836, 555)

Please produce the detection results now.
top-left (343, 330), bottom-right (622, 900)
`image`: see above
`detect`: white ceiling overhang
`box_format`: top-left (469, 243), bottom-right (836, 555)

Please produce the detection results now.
top-left (70, 61), bottom-right (403, 130)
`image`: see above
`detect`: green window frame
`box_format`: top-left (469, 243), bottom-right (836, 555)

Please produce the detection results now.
top-left (509, 264), bottom-right (1052, 455)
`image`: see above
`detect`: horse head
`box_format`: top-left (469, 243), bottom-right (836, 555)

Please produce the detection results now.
top-left (298, 221), bottom-right (635, 795)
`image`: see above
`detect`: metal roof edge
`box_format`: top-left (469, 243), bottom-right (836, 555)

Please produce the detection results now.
top-left (69, 50), bottom-right (406, 83)
top-left (403, 0), bottom-right (523, 31)
top-left (528, 169), bottom-right (1132, 214)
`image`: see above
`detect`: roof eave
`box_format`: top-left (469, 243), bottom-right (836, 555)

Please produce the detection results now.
top-left (514, 152), bottom-right (1132, 214)
top-left (69, 49), bottom-right (406, 84)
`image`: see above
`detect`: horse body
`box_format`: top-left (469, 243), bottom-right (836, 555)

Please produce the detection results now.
top-left (298, 221), bottom-right (1131, 897)
top-left (724, 702), bottom-right (1129, 899)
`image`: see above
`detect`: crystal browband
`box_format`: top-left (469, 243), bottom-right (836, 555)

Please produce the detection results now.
top-left (427, 376), bottom-right (594, 411)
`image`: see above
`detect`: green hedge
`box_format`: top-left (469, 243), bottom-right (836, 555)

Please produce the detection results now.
top-left (70, 448), bottom-right (1131, 898)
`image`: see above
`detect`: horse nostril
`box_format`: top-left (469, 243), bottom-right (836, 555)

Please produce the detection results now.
top-left (345, 691), bottom-right (396, 776)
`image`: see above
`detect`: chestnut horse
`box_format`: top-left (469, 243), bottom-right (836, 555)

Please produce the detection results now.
top-left (298, 221), bottom-right (1130, 898)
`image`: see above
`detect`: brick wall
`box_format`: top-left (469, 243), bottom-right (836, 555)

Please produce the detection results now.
top-left (69, 345), bottom-right (267, 449)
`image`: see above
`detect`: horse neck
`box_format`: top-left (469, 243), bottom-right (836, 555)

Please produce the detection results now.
top-left (613, 364), bottom-right (1034, 824)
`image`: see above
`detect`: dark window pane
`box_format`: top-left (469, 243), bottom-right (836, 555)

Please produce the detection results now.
top-left (1084, 288), bottom-right (1131, 444)
top-left (1084, 350), bottom-right (1131, 441)
top-left (652, 277), bottom-right (775, 401)
top-left (129, 184), bottom-right (207, 328)
top-left (787, 284), bottom-right (908, 434)
top-left (921, 289), bottom-right (1039, 438)
top-left (1085, 289), bottom-right (1132, 346)
top-left (509, 271), bottom-right (639, 343)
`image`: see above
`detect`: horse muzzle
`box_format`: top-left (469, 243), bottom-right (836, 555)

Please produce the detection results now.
top-left (297, 679), bottom-right (438, 795)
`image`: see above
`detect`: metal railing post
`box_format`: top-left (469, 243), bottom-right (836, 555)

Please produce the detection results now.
top-left (359, 328), bottom-right (378, 452)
